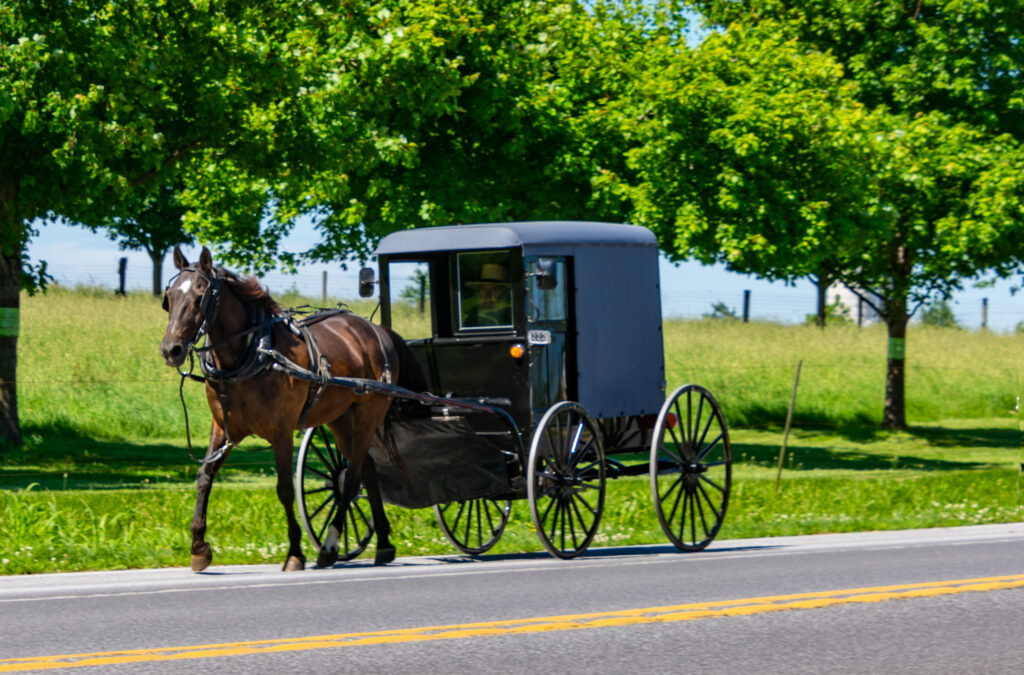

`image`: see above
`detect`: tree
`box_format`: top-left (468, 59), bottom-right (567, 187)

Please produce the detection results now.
top-left (266, 1), bottom-right (663, 266)
top-left (2, 1), bottom-right (442, 444)
top-left (0, 3), bottom-right (325, 444)
top-left (612, 5), bottom-right (1024, 428)
top-left (2, 1), bottom-right (654, 445)
top-left (87, 183), bottom-right (192, 296)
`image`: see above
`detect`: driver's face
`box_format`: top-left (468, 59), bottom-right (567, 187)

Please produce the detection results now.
top-left (478, 283), bottom-right (505, 307)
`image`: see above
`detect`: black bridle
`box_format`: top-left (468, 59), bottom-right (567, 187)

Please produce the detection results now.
top-left (163, 266), bottom-right (235, 465)
top-left (163, 265), bottom-right (223, 359)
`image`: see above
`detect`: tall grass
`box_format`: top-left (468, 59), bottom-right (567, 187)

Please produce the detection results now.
top-left (665, 319), bottom-right (1022, 427)
top-left (17, 288), bottom-right (1023, 444)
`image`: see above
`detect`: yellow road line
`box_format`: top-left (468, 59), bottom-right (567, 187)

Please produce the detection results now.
top-left (3, 573), bottom-right (1024, 672)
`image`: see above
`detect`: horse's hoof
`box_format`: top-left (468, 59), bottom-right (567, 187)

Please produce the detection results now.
top-left (316, 547), bottom-right (339, 569)
top-left (374, 546), bottom-right (396, 567)
top-left (282, 555), bottom-right (305, 572)
top-left (191, 552), bottom-right (212, 573)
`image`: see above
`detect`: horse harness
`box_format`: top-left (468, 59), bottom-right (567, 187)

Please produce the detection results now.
top-left (166, 265), bottom-right (393, 464)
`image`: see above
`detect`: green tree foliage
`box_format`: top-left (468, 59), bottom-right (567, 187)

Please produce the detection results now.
top-left (610, 2), bottom-right (1024, 428)
top-left (0, 1), bottom-right (656, 445)
top-left (920, 300), bottom-right (959, 329)
top-left (1, 1), bottom-right (334, 443)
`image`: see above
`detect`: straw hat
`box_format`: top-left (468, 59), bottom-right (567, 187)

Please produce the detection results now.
top-left (467, 263), bottom-right (509, 286)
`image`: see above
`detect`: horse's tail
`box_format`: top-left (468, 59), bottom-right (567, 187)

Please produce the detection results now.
top-left (374, 327), bottom-right (427, 474)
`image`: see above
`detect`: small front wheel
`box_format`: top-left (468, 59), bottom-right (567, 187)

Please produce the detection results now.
top-left (527, 401), bottom-right (605, 559)
top-left (650, 384), bottom-right (731, 551)
top-left (433, 498), bottom-right (511, 555)
top-left (295, 426), bottom-right (374, 561)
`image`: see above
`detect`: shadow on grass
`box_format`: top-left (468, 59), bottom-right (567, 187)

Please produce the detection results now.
top-left (729, 406), bottom-right (880, 438)
top-left (0, 423), bottom-right (278, 491)
top-left (732, 440), bottom-right (995, 472)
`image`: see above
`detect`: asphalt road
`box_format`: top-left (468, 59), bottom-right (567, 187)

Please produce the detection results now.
top-left (2, 523), bottom-right (1024, 674)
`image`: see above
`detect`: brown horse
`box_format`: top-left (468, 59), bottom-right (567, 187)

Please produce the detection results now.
top-left (159, 246), bottom-right (403, 571)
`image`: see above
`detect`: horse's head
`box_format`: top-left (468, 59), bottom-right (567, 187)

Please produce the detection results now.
top-left (160, 246), bottom-right (219, 368)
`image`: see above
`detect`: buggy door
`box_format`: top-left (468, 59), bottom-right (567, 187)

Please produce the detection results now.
top-left (525, 256), bottom-right (572, 425)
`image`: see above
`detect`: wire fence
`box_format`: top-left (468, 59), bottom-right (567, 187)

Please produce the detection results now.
top-left (45, 257), bottom-right (1024, 332)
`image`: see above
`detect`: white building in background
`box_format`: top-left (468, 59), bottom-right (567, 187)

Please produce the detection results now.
top-left (828, 283), bottom-right (882, 325)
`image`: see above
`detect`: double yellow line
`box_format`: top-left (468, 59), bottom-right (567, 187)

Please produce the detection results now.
top-left (4, 573), bottom-right (1024, 672)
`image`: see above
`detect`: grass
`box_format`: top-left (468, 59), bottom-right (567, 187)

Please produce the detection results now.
top-left (1, 287), bottom-right (1022, 574)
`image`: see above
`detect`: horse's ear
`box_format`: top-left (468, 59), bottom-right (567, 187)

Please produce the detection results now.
top-left (198, 247), bottom-right (213, 274)
top-left (173, 245), bottom-right (188, 270)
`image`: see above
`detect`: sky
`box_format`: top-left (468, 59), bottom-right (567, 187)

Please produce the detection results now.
top-left (25, 220), bottom-right (1024, 332)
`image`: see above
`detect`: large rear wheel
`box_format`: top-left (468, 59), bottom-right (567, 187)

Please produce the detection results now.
top-left (295, 426), bottom-right (374, 561)
top-left (650, 384), bottom-right (731, 551)
top-left (527, 401), bottom-right (605, 559)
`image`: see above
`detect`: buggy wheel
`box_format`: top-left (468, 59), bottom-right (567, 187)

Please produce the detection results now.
top-left (433, 498), bottom-right (512, 555)
top-left (295, 426), bottom-right (374, 561)
top-left (650, 384), bottom-right (731, 551)
top-left (527, 401), bottom-right (605, 559)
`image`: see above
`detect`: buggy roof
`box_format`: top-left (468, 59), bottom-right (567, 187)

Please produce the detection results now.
top-left (375, 221), bottom-right (656, 256)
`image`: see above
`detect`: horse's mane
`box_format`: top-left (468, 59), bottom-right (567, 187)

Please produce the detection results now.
top-left (216, 266), bottom-right (283, 316)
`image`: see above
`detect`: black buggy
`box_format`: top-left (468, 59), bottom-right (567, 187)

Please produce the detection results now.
top-left (294, 221), bottom-right (732, 560)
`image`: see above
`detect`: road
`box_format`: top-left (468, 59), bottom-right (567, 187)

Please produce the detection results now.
top-left (2, 523), bottom-right (1023, 673)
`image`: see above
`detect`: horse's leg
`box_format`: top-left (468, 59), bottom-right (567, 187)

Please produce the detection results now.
top-left (272, 431), bottom-right (306, 572)
top-left (347, 400), bottom-right (396, 567)
top-left (315, 415), bottom-right (360, 569)
top-left (190, 424), bottom-right (232, 572)
top-left (360, 453), bottom-right (395, 566)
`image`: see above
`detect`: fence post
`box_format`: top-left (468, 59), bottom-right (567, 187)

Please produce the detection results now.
top-left (419, 274), bottom-right (426, 314)
top-left (742, 290), bottom-right (750, 323)
top-left (116, 257), bottom-right (127, 296)
top-left (322, 271), bottom-right (328, 304)
top-left (776, 359), bottom-right (803, 492)
top-left (982, 297), bottom-right (988, 330)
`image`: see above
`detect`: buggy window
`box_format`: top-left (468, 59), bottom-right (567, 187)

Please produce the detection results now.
top-left (457, 251), bottom-right (514, 331)
top-left (527, 258), bottom-right (566, 322)
top-left (386, 261), bottom-right (432, 340)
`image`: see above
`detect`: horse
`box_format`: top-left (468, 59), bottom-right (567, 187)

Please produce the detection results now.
top-left (159, 245), bottom-right (415, 572)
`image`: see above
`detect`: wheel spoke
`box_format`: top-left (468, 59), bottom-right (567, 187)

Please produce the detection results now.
top-left (693, 394), bottom-right (705, 451)
top-left (660, 438), bottom-right (685, 465)
top-left (696, 479), bottom-right (724, 522)
top-left (698, 474), bottom-right (727, 495)
top-left (697, 431), bottom-right (724, 462)
top-left (309, 492), bottom-right (335, 522)
top-left (316, 501), bottom-right (338, 543)
top-left (311, 438), bottom-right (336, 474)
top-left (664, 475), bottom-right (685, 526)
top-left (349, 499), bottom-right (369, 542)
top-left (572, 489), bottom-right (598, 517)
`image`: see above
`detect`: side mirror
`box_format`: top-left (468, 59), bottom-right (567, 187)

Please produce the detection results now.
top-left (358, 267), bottom-right (376, 298)
top-left (534, 259), bottom-right (557, 290)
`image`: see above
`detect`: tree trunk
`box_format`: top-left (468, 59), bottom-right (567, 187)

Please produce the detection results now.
top-left (0, 251), bottom-right (22, 446)
top-left (149, 248), bottom-right (165, 297)
top-left (883, 297), bottom-right (908, 430)
top-left (814, 275), bottom-right (829, 328)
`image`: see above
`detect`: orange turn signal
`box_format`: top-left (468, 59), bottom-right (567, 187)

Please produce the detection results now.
top-left (510, 344), bottom-right (525, 359)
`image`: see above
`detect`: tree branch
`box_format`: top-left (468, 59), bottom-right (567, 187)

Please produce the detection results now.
top-left (129, 140), bottom-right (204, 188)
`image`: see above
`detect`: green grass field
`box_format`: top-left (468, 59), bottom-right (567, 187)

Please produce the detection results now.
top-left (1, 287), bottom-right (1021, 574)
